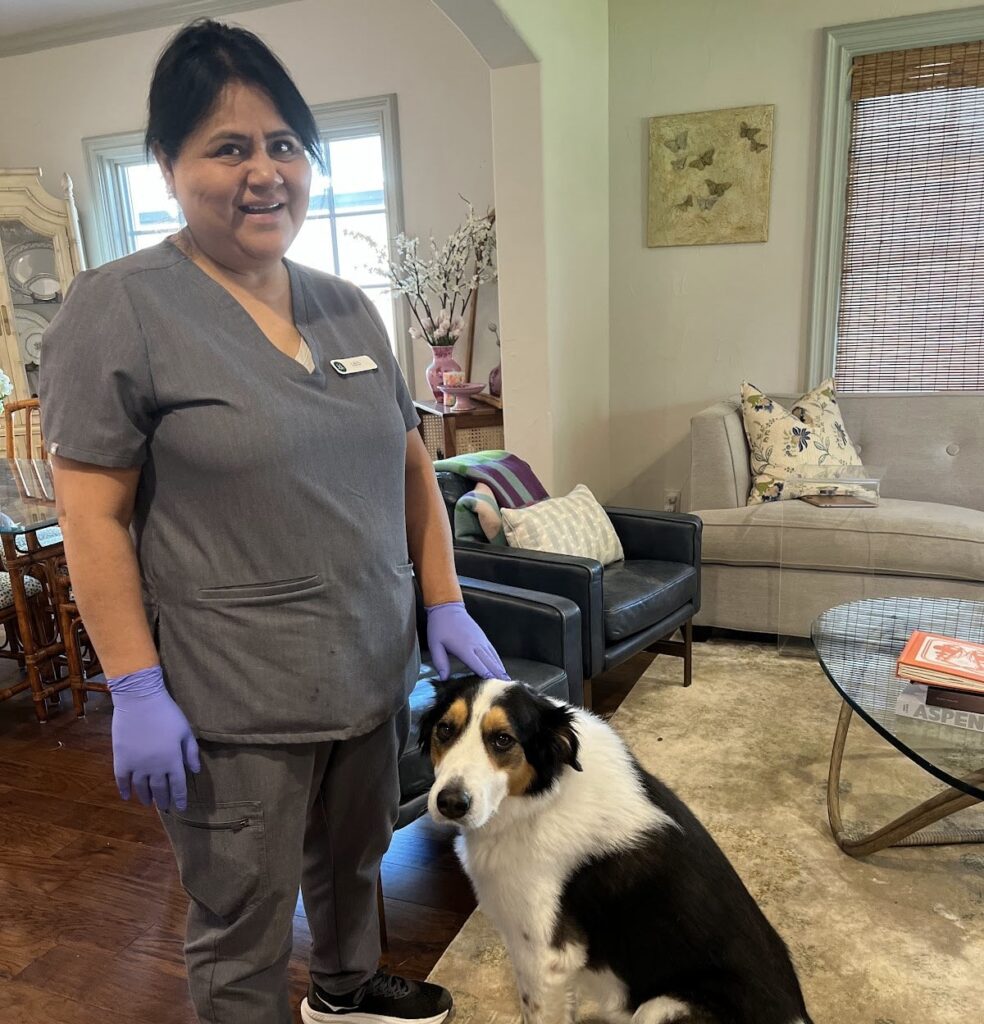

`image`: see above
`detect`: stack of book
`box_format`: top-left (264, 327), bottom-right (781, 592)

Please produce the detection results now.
top-left (895, 630), bottom-right (984, 734)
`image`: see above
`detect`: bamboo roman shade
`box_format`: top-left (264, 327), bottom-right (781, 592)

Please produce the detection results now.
top-left (836, 41), bottom-right (984, 392)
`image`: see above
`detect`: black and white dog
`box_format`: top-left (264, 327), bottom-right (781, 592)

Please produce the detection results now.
top-left (420, 678), bottom-right (812, 1024)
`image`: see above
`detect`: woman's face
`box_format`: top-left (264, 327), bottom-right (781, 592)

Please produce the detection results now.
top-left (159, 81), bottom-right (311, 273)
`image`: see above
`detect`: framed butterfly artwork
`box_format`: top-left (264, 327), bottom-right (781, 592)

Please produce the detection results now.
top-left (647, 104), bottom-right (774, 247)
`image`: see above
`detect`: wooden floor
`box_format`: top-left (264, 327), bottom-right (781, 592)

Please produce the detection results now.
top-left (0, 654), bottom-right (650, 1023)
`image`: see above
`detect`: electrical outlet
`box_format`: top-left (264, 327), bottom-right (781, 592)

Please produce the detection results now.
top-left (663, 489), bottom-right (681, 513)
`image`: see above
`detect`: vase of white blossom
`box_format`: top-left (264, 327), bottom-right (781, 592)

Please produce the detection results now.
top-left (353, 204), bottom-right (496, 400)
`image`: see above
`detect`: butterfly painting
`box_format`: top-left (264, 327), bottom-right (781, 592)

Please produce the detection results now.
top-left (663, 131), bottom-right (688, 153)
top-left (739, 121), bottom-right (768, 153)
top-left (648, 104), bottom-right (774, 246)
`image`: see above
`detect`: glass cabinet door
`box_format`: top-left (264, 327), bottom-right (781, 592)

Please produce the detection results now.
top-left (0, 219), bottom-right (64, 398)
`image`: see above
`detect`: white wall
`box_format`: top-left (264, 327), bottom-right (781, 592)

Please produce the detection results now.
top-left (608, 0), bottom-right (984, 510)
top-left (489, 62), bottom-right (554, 487)
top-left (493, 0), bottom-right (611, 498)
top-left (0, 0), bottom-right (498, 396)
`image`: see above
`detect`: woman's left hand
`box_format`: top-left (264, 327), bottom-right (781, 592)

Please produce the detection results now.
top-left (426, 602), bottom-right (509, 681)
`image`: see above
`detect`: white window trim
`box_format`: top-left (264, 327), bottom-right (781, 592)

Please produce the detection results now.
top-left (82, 94), bottom-right (411, 376)
top-left (307, 94), bottom-right (410, 376)
top-left (83, 129), bottom-right (154, 267)
top-left (808, 6), bottom-right (984, 390)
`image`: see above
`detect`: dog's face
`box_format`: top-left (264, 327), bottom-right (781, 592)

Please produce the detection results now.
top-left (419, 678), bottom-right (581, 830)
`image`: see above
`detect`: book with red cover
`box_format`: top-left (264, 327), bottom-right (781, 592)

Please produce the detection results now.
top-left (896, 630), bottom-right (984, 694)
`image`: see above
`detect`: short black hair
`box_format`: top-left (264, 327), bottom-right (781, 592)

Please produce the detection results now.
top-left (145, 19), bottom-right (325, 169)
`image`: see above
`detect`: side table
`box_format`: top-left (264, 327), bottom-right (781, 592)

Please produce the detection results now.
top-left (413, 399), bottom-right (504, 460)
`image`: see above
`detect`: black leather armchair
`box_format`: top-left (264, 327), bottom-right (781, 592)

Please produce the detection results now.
top-left (436, 472), bottom-right (702, 706)
top-left (396, 575), bottom-right (582, 829)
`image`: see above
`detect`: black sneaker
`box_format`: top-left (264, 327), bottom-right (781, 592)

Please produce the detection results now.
top-left (300, 970), bottom-right (453, 1024)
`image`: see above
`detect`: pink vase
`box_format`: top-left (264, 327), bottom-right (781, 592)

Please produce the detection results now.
top-left (425, 345), bottom-right (462, 401)
top-left (488, 362), bottom-right (502, 398)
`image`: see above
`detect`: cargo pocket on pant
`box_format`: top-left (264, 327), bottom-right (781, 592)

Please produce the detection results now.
top-left (163, 801), bottom-right (268, 920)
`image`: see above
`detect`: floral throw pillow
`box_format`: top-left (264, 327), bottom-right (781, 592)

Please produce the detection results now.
top-left (740, 379), bottom-right (862, 504)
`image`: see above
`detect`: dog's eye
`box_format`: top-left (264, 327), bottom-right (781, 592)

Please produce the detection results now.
top-left (435, 721), bottom-right (454, 742)
top-left (491, 732), bottom-right (515, 752)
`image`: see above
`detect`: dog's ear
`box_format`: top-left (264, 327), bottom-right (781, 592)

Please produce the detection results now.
top-left (521, 695), bottom-right (582, 790)
top-left (542, 701), bottom-right (582, 773)
top-left (417, 697), bottom-right (443, 756)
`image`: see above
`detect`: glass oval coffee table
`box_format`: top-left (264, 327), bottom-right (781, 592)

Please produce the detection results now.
top-left (813, 596), bottom-right (984, 857)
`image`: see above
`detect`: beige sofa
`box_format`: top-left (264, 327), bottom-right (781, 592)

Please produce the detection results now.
top-left (689, 394), bottom-right (984, 636)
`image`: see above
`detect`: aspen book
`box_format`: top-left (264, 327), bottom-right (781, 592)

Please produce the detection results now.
top-left (895, 683), bottom-right (984, 734)
top-left (895, 630), bottom-right (984, 694)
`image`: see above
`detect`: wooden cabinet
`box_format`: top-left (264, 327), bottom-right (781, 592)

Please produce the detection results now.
top-left (0, 169), bottom-right (85, 404)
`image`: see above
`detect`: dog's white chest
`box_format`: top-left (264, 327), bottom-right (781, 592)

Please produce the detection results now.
top-left (459, 829), bottom-right (568, 944)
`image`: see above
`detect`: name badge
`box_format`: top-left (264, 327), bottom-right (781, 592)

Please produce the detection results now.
top-left (331, 355), bottom-right (378, 376)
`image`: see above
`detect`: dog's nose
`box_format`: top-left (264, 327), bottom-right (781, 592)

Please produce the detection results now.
top-left (436, 786), bottom-right (472, 820)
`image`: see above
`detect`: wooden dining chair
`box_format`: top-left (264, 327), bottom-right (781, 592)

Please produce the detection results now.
top-left (0, 571), bottom-right (44, 665)
top-left (0, 568), bottom-right (60, 710)
top-left (3, 397), bottom-right (46, 460)
top-left (53, 558), bottom-right (104, 717)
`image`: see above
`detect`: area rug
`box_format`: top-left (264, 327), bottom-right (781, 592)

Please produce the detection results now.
top-left (426, 639), bottom-right (984, 1024)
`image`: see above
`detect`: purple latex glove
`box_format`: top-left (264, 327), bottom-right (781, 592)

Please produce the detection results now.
top-left (426, 601), bottom-right (510, 681)
top-left (107, 665), bottom-right (201, 812)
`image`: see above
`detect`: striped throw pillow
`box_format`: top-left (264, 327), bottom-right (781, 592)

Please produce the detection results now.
top-left (501, 484), bottom-right (624, 565)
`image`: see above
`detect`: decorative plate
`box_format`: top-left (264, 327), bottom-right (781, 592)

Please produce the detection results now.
top-left (14, 308), bottom-right (48, 363)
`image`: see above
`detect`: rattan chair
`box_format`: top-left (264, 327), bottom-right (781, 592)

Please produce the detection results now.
top-left (4, 397), bottom-right (46, 460)
top-left (0, 569), bottom-right (60, 709)
top-left (53, 558), bottom-right (103, 718)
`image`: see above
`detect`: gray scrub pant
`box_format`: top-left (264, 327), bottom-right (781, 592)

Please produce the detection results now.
top-left (159, 710), bottom-right (406, 1024)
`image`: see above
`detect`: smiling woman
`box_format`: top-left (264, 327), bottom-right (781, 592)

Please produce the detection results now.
top-left (143, 21), bottom-right (319, 346)
top-left (37, 16), bottom-right (504, 1024)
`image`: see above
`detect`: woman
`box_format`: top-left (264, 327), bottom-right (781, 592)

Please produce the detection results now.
top-left (40, 20), bottom-right (506, 1024)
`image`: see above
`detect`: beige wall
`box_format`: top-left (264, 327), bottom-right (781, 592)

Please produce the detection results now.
top-left (489, 63), bottom-right (555, 487)
top-left (493, 0), bottom-right (611, 497)
top-left (0, 0), bottom-right (499, 397)
top-left (608, 0), bottom-right (983, 510)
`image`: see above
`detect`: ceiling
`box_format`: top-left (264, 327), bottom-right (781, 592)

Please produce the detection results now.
top-left (0, 0), bottom-right (298, 57)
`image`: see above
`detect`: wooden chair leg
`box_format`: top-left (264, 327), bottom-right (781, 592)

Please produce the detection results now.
top-left (683, 618), bottom-right (693, 687)
top-left (647, 618), bottom-right (695, 688)
top-left (58, 602), bottom-right (85, 717)
top-left (377, 871), bottom-right (388, 952)
top-left (581, 677), bottom-right (593, 711)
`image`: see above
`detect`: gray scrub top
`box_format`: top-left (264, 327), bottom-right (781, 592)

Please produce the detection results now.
top-left (39, 240), bottom-right (421, 743)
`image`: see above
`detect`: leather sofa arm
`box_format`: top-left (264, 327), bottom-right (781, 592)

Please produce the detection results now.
top-left (454, 543), bottom-right (605, 679)
top-left (458, 576), bottom-right (584, 706)
top-left (605, 508), bottom-right (703, 567)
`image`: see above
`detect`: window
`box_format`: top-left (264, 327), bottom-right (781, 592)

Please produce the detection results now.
top-left (84, 130), bottom-right (185, 259)
top-left (83, 95), bottom-right (407, 363)
top-left (810, 10), bottom-right (984, 393)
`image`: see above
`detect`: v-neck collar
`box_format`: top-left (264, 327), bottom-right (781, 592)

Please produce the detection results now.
top-left (165, 238), bottom-right (323, 379)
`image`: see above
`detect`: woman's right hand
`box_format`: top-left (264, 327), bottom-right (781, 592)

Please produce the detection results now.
top-left (107, 666), bottom-right (201, 811)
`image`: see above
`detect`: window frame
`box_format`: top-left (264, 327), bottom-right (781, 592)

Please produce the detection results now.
top-left (82, 93), bottom-right (411, 375)
top-left (809, 7), bottom-right (984, 392)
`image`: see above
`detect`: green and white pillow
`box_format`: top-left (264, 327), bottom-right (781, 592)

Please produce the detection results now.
top-left (501, 484), bottom-right (625, 565)
top-left (740, 379), bottom-right (862, 504)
